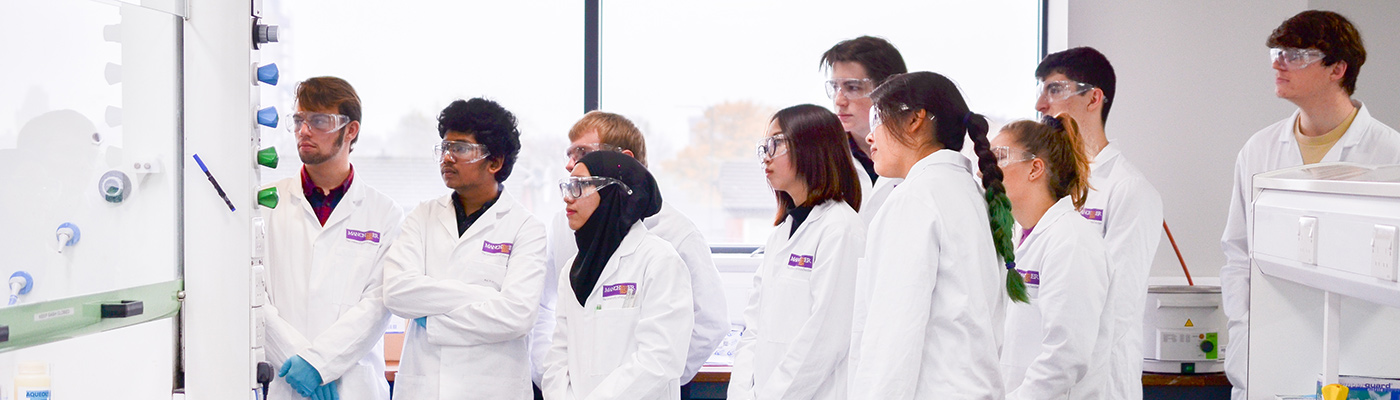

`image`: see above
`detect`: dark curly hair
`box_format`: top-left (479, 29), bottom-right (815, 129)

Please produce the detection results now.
top-left (437, 98), bottom-right (522, 182)
top-left (1267, 10), bottom-right (1366, 95)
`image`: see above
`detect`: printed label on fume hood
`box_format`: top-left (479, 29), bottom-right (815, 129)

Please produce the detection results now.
top-left (34, 307), bottom-right (75, 322)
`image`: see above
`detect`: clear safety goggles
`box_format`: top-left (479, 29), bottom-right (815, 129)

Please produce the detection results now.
top-left (991, 145), bottom-right (1037, 167)
top-left (559, 176), bottom-right (633, 201)
top-left (1270, 47), bottom-right (1326, 70)
top-left (1036, 80), bottom-right (1095, 103)
top-left (565, 142), bottom-right (625, 163)
top-left (825, 78), bottom-right (876, 100)
top-left (286, 111), bottom-right (351, 135)
top-left (434, 141), bottom-right (491, 164)
top-left (755, 134), bottom-right (790, 161)
top-left (868, 103), bottom-right (924, 130)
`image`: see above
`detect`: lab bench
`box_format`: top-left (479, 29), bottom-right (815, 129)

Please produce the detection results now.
top-left (382, 335), bottom-right (1231, 399)
top-left (643, 367), bottom-right (1228, 400)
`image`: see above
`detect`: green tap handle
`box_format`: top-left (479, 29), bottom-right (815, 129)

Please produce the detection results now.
top-left (257, 187), bottom-right (279, 209)
top-left (257, 147), bottom-right (279, 169)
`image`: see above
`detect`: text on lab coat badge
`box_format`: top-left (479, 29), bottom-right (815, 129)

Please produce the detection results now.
top-left (786, 254), bottom-right (814, 270)
top-left (1015, 268), bottom-right (1041, 299)
top-left (602, 282), bottom-right (636, 298)
top-left (482, 240), bottom-right (513, 255)
top-left (1014, 269), bottom-right (1040, 285)
top-left (599, 282), bottom-right (639, 310)
top-left (345, 229), bottom-right (381, 243)
top-left (1079, 208), bottom-right (1104, 222)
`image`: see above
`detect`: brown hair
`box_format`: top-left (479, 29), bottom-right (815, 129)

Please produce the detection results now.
top-left (295, 76), bottom-right (363, 149)
top-left (769, 104), bottom-right (862, 225)
top-left (820, 36), bottom-right (908, 84)
top-left (1000, 114), bottom-right (1092, 209)
top-left (1267, 10), bottom-right (1366, 95)
top-left (568, 111), bottom-right (648, 167)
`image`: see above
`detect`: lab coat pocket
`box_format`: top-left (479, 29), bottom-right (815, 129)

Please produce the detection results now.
top-left (591, 307), bottom-right (642, 373)
top-left (761, 277), bottom-right (812, 344)
top-left (328, 245), bottom-right (378, 313)
top-left (753, 277), bottom-right (810, 386)
top-left (465, 260), bottom-right (508, 291)
top-left (391, 372), bottom-right (429, 400)
top-left (339, 235), bottom-right (382, 259)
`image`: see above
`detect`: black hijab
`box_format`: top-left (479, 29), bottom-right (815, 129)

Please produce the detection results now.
top-left (570, 151), bottom-right (663, 306)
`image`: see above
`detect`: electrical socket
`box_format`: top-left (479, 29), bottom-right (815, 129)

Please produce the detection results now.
top-left (1299, 216), bottom-right (1318, 265)
top-left (1373, 225), bottom-right (1398, 282)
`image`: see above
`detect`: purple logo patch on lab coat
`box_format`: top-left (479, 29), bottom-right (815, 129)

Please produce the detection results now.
top-left (1016, 269), bottom-right (1040, 285)
top-left (482, 241), bottom-right (513, 255)
top-left (345, 229), bottom-right (381, 243)
top-left (602, 283), bottom-right (636, 298)
top-left (1080, 208), bottom-right (1104, 221)
top-left (787, 254), bottom-right (814, 269)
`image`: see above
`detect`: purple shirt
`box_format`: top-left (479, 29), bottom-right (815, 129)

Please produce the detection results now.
top-left (301, 166), bottom-right (354, 226)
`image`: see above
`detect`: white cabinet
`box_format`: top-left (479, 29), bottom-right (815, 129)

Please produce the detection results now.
top-left (1249, 163), bottom-right (1400, 398)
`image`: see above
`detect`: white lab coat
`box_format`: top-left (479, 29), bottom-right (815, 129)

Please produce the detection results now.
top-left (541, 222), bottom-right (695, 400)
top-left (1220, 101), bottom-right (1400, 399)
top-left (381, 190), bottom-right (548, 400)
top-left (531, 203), bottom-right (726, 385)
top-left (1081, 145), bottom-right (1163, 400)
top-left (260, 176), bottom-right (404, 400)
top-left (729, 199), bottom-right (865, 400)
top-left (853, 156), bottom-right (901, 226)
top-left (848, 150), bottom-right (1006, 400)
top-left (1001, 197), bottom-right (1114, 400)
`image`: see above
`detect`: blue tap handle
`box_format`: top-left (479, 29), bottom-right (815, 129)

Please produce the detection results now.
top-left (57, 222), bottom-right (81, 247)
top-left (10, 271), bottom-right (33, 295)
top-left (257, 63), bottom-right (279, 86)
top-left (257, 107), bottom-right (279, 128)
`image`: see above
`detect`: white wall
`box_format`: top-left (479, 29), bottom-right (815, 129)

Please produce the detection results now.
top-left (1054, 0), bottom-right (1400, 279)
top-left (1312, 0), bottom-right (1400, 130)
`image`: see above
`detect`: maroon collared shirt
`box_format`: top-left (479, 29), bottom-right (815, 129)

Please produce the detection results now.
top-left (301, 166), bottom-right (354, 226)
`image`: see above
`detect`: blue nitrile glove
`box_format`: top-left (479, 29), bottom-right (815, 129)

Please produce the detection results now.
top-left (415, 316), bottom-right (426, 328)
top-left (277, 355), bottom-right (323, 397)
top-left (310, 380), bottom-right (339, 400)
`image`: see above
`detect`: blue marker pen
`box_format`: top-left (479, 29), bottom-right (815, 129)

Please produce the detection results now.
top-left (193, 154), bottom-right (236, 212)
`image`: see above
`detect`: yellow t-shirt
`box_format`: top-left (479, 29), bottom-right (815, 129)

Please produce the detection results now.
top-left (1295, 107), bottom-right (1360, 164)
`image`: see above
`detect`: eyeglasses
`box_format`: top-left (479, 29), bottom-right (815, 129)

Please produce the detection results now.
top-left (825, 78), bottom-right (876, 100)
top-left (565, 142), bottom-right (625, 163)
top-left (1036, 80), bottom-right (1095, 103)
top-left (755, 134), bottom-right (790, 161)
top-left (559, 176), bottom-right (633, 201)
top-left (434, 141), bottom-right (491, 163)
top-left (991, 146), bottom-right (1037, 167)
top-left (286, 111), bottom-right (351, 135)
top-left (1270, 47), bottom-right (1326, 71)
